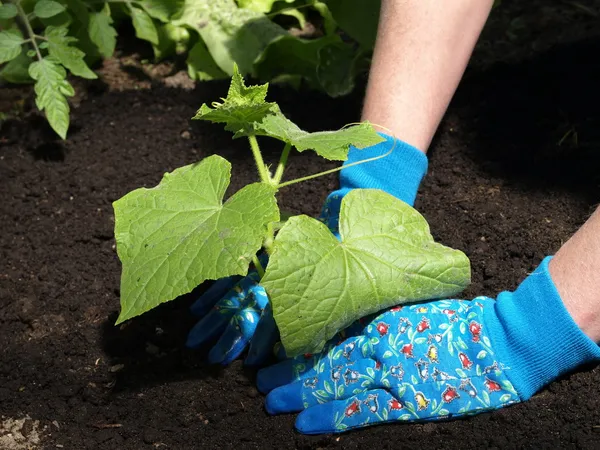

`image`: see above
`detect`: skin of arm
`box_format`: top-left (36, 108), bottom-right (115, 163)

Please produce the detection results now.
top-left (361, 0), bottom-right (495, 153)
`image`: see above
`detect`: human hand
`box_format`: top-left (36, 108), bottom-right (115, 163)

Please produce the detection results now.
top-left (257, 257), bottom-right (600, 434)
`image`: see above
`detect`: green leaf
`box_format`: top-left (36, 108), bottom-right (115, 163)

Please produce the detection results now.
top-left (130, 5), bottom-right (159, 45)
top-left (238, 0), bottom-right (280, 13)
top-left (0, 3), bottom-right (17, 19)
top-left (256, 113), bottom-right (385, 161)
top-left (0, 29), bottom-right (23, 64)
top-left (186, 40), bottom-right (228, 81)
top-left (28, 57), bottom-right (73, 139)
top-left (325, 0), bottom-right (380, 49)
top-left (89, 10), bottom-right (117, 58)
top-left (255, 34), bottom-right (340, 85)
top-left (153, 23), bottom-right (190, 61)
top-left (499, 394), bottom-right (512, 403)
top-left (138, 0), bottom-right (184, 22)
top-left (113, 155), bottom-right (279, 324)
top-left (482, 390), bottom-right (491, 405)
top-left (477, 350), bottom-right (487, 359)
top-left (192, 64), bottom-right (278, 137)
top-left (46, 26), bottom-right (97, 79)
top-left (34, 0), bottom-right (66, 18)
top-left (172, 0), bottom-right (285, 75)
top-left (262, 189), bottom-right (471, 356)
top-left (0, 49), bottom-right (33, 84)
top-left (455, 368), bottom-right (467, 378)
top-left (316, 41), bottom-right (359, 97)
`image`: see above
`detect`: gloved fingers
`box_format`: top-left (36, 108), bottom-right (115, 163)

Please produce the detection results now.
top-left (257, 335), bottom-right (375, 394)
top-left (265, 358), bottom-right (382, 414)
top-left (245, 303), bottom-right (279, 367)
top-left (189, 276), bottom-right (240, 317)
top-left (295, 388), bottom-right (411, 435)
top-left (207, 304), bottom-right (263, 365)
top-left (186, 280), bottom-right (257, 349)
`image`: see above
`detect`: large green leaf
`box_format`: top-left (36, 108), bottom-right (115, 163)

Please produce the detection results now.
top-left (46, 26), bottom-right (97, 79)
top-left (256, 113), bottom-right (385, 161)
top-left (138, 0), bottom-right (184, 22)
top-left (262, 189), bottom-right (471, 356)
top-left (192, 64), bottom-right (278, 137)
top-left (89, 7), bottom-right (117, 58)
top-left (0, 3), bottom-right (17, 19)
top-left (324, 0), bottom-right (380, 49)
top-left (29, 57), bottom-right (74, 139)
top-left (34, 0), bottom-right (66, 18)
top-left (186, 40), bottom-right (227, 81)
top-left (172, 0), bottom-right (286, 75)
top-left (113, 155), bottom-right (280, 324)
top-left (0, 29), bottom-right (23, 64)
top-left (129, 5), bottom-right (159, 45)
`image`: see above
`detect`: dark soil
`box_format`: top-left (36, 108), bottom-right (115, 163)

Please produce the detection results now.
top-left (2, 3), bottom-right (600, 449)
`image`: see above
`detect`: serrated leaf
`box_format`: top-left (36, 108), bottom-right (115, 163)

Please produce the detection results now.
top-left (0, 3), bottom-right (17, 19)
top-left (113, 155), bottom-right (279, 324)
top-left (262, 189), bottom-right (471, 357)
top-left (192, 64), bottom-right (278, 136)
top-left (0, 49), bottom-right (33, 84)
top-left (138, 0), bottom-right (184, 22)
top-left (186, 40), bottom-right (227, 81)
top-left (46, 26), bottom-right (97, 79)
top-left (34, 0), bottom-right (65, 18)
top-left (28, 57), bottom-right (73, 139)
top-left (172, 0), bottom-right (285, 75)
top-left (129, 5), bottom-right (159, 45)
top-left (89, 10), bottom-right (117, 58)
top-left (255, 113), bottom-right (385, 161)
top-left (0, 29), bottom-right (23, 64)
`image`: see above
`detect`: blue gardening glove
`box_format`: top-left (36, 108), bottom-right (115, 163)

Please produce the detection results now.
top-left (258, 256), bottom-right (600, 434)
top-left (186, 255), bottom-right (278, 366)
top-left (320, 132), bottom-right (428, 233)
top-left (187, 135), bottom-right (427, 366)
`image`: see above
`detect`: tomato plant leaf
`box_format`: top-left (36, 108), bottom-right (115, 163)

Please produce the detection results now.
top-left (262, 189), bottom-right (471, 357)
top-left (192, 64), bottom-right (278, 137)
top-left (28, 57), bottom-right (73, 139)
top-left (255, 113), bottom-right (385, 161)
top-left (34, 0), bottom-right (66, 19)
top-left (0, 29), bottom-right (23, 64)
top-left (0, 48), bottom-right (33, 84)
top-left (46, 26), bottom-right (97, 79)
top-left (129, 5), bottom-right (159, 45)
top-left (113, 155), bottom-right (280, 324)
top-left (0, 3), bottom-right (17, 19)
top-left (89, 8), bottom-right (117, 58)
top-left (172, 0), bottom-right (285, 75)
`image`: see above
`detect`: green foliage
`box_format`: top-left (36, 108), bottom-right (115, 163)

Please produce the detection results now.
top-left (1, 0), bottom-right (390, 139)
top-left (113, 69), bottom-right (471, 357)
top-left (261, 189), bottom-right (471, 356)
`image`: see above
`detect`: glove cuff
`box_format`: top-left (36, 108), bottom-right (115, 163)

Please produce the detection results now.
top-left (339, 132), bottom-right (428, 207)
top-left (485, 256), bottom-right (600, 400)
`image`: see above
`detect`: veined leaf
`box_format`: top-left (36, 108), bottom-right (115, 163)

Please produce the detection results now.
top-left (138, 0), bottom-right (184, 22)
top-left (34, 0), bottom-right (66, 19)
top-left (129, 5), bottom-right (159, 45)
top-left (29, 57), bottom-right (73, 139)
top-left (113, 155), bottom-right (280, 324)
top-left (255, 113), bottom-right (385, 161)
top-left (89, 8), bottom-right (117, 58)
top-left (262, 189), bottom-right (471, 357)
top-left (187, 40), bottom-right (227, 81)
top-left (172, 0), bottom-right (286, 75)
top-left (192, 64), bottom-right (278, 137)
top-left (0, 3), bottom-right (17, 19)
top-left (46, 26), bottom-right (97, 79)
top-left (0, 48), bottom-right (33, 84)
top-left (0, 29), bottom-right (23, 64)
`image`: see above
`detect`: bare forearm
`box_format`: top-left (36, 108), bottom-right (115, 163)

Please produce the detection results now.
top-left (362, 0), bottom-right (494, 152)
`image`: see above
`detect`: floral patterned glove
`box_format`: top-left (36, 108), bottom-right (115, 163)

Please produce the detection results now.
top-left (258, 257), bottom-right (600, 434)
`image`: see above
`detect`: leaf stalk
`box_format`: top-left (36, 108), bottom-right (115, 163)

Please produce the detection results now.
top-left (272, 142), bottom-right (291, 184)
top-left (248, 134), bottom-right (272, 184)
top-left (15, 1), bottom-right (42, 62)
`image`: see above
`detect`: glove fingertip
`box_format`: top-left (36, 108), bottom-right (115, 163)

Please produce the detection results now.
top-left (265, 382), bottom-right (305, 415)
top-left (295, 404), bottom-right (335, 435)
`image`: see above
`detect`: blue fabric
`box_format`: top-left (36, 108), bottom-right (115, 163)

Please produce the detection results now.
top-left (319, 133), bottom-right (428, 233)
top-left (257, 257), bottom-right (600, 434)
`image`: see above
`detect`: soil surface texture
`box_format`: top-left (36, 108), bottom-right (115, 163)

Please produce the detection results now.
top-left (2, 3), bottom-right (600, 449)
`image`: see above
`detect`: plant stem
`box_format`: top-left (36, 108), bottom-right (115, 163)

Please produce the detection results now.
top-left (272, 142), bottom-right (291, 185)
top-left (252, 254), bottom-right (265, 278)
top-left (277, 147), bottom-right (394, 189)
top-left (263, 222), bottom-right (275, 256)
top-left (15, 2), bottom-right (42, 62)
top-left (248, 134), bottom-right (272, 184)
